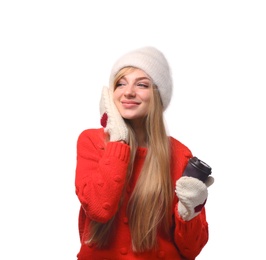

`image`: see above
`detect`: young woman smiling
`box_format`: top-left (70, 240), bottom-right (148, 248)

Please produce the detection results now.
top-left (75, 46), bottom-right (214, 259)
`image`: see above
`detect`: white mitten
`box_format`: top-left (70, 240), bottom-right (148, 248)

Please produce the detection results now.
top-left (100, 86), bottom-right (128, 143)
top-left (175, 176), bottom-right (214, 221)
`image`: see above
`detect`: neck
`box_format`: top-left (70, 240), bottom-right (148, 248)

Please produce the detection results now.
top-left (129, 119), bottom-right (147, 147)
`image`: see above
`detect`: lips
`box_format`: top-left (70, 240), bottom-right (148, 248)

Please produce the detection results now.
top-left (121, 100), bottom-right (140, 105)
top-left (121, 100), bottom-right (140, 108)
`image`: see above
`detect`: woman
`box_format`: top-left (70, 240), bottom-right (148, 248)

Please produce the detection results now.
top-left (75, 46), bottom-right (214, 259)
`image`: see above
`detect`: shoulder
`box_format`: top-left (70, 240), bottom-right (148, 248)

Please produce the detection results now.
top-left (169, 136), bottom-right (193, 177)
top-left (79, 128), bottom-right (103, 137)
top-left (78, 128), bottom-right (104, 140)
top-left (169, 136), bottom-right (193, 158)
top-left (77, 128), bottom-right (105, 149)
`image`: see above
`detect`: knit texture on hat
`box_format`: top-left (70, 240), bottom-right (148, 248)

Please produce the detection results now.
top-left (109, 46), bottom-right (173, 110)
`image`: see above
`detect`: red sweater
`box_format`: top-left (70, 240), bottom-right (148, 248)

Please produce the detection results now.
top-left (75, 128), bottom-right (209, 260)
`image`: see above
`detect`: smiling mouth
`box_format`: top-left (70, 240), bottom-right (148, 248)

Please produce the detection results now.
top-left (122, 101), bottom-right (140, 105)
top-left (121, 101), bottom-right (140, 108)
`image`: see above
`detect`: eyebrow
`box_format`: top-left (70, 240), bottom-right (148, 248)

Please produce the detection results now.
top-left (121, 76), bottom-right (151, 81)
top-left (135, 77), bottom-right (150, 81)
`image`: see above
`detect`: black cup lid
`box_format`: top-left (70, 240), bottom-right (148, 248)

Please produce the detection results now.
top-left (189, 157), bottom-right (212, 175)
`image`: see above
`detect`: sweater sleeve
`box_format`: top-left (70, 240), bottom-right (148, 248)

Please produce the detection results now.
top-left (169, 136), bottom-right (209, 259)
top-left (173, 207), bottom-right (209, 260)
top-left (75, 129), bottom-right (130, 223)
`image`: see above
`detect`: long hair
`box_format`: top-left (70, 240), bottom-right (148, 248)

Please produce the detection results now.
top-left (87, 67), bottom-right (173, 252)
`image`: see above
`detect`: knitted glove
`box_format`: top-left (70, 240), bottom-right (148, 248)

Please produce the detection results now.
top-left (175, 176), bottom-right (214, 221)
top-left (100, 86), bottom-right (128, 143)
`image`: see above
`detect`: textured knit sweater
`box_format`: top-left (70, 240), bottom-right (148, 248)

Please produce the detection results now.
top-left (75, 128), bottom-right (209, 260)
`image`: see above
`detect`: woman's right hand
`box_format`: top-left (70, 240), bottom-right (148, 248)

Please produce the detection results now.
top-left (100, 86), bottom-right (128, 143)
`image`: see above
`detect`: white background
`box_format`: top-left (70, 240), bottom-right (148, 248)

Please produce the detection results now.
top-left (1, 1), bottom-right (265, 259)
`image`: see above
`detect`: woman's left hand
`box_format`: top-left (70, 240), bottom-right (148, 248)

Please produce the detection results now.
top-left (175, 176), bottom-right (214, 221)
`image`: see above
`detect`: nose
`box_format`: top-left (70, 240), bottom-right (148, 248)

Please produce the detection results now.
top-left (124, 84), bottom-right (136, 97)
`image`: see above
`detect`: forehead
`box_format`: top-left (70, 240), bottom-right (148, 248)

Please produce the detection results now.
top-left (120, 68), bottom-right (151, 80)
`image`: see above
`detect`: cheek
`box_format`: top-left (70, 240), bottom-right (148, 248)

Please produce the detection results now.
top-left (141, 92), bottom-right (152, 103)
top-left (113, 92), bottom-right (122, 109)
top-left (113, 91), bottom-right (119, 102)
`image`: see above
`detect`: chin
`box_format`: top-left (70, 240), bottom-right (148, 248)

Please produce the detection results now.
top-left (122, 114), bottom-right (146, 121)
top-left (121, 115), bottom-right (136, 120)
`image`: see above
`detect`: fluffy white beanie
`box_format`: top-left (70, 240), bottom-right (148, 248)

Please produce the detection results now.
top-left (109, 46), bottom-right (173, 110)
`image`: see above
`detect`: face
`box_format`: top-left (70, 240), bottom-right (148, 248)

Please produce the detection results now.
top-left (113, 68), bottom-right (152, 122)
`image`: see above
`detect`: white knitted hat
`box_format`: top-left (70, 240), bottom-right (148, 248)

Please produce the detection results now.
top-left (109, 46), bottom-right (173, 110)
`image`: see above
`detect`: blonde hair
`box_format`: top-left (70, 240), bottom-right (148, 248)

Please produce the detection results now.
top-left (88, 67), bottom-right (173, 252)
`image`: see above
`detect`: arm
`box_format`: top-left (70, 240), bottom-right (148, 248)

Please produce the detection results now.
top-left (173, 207), bottom-right (209, 259)
top-left (174, 176), bottom-right (214, 259)
top-left (75, 85), bottom-right (130, 223)
top-left (75, 130), bottom-right (130, 223)
top-left (169, 138), bottom-right (213, 259)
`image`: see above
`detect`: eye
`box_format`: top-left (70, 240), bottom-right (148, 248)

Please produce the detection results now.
top-left (137, 82), bottom-right (149, 88)
top-left (116, 81), bottom-right (126, 88)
